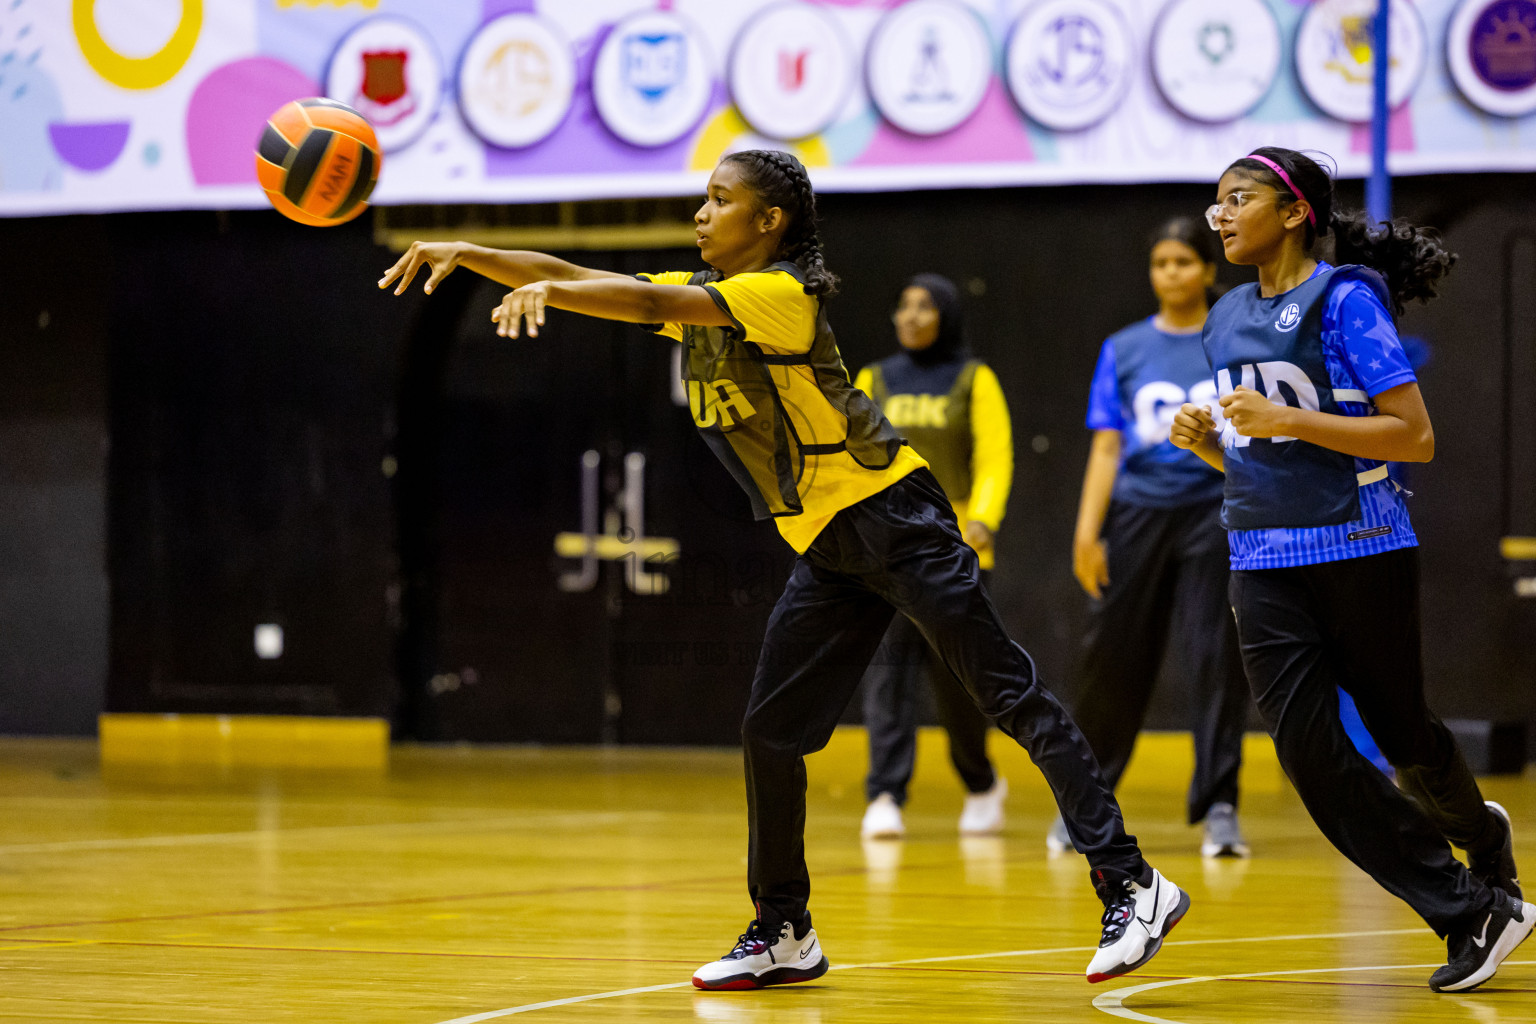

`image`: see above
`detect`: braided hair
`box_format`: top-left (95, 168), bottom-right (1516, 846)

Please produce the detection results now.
top-left (1225, 147), bottom-right (1455, 315)
top-left (720, 149), bottom-right (839, 297)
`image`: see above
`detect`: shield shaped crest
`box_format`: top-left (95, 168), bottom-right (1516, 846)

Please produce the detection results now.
top-left (622, 33), bottom-right (685, 102)
top-left (362, 50), bottom-right (409, 105)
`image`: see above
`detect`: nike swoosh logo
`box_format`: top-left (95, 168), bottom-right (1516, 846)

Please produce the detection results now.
top-left (1136, 879), bottom-right (1161, 927)
top-left (800, 948), bottom-right (812, 960)
top-left (1472, 914), bottom-right (1492, 949)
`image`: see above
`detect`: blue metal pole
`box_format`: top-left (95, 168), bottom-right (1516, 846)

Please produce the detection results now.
top-left (1367, 0), bottom-right (1392, 224)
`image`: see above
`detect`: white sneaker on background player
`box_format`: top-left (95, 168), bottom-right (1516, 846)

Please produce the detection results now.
top-left (860, 792), bottom-right (905, 839)
top-left (958, 776), bottom-right (1008, 835)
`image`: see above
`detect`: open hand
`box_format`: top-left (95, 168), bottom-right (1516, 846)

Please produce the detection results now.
top-left (1169, 402), bottom-right (1216, 450)
top-left (492, 282), bottom-right (550, 338)
top-left (1220, 385), bottom-right (1289, 438)
top-left (378, 241), bottom-right (463, 296)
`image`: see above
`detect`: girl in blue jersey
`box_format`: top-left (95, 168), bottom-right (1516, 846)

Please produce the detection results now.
top-left (1171, 147), bottom-right (1528, 993)
top-left (1048, 219), bottom-right (1250, 859)
top-left (381, 150), bottom-right (1187, 991)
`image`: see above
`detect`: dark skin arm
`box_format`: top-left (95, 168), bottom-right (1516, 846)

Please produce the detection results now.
top-left (378, 240), bottom-right (734, 338)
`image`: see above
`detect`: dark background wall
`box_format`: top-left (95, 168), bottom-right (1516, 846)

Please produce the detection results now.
top-left (1, 171), bottom-right (1532, 743)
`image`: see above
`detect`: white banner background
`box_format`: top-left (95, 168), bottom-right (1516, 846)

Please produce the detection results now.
top-left (1, 0), bottom-right (1533, 216)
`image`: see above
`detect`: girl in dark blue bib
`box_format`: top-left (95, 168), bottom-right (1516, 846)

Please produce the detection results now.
top-left (1048, 218), bottom-right (1250, 861)
top-left (1171, 147), bottom-right (1529, 993)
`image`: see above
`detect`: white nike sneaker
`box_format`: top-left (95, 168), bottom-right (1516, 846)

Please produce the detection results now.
top-left (861, 793), bottom-right (905, 839)
top-left (958, 776), bottom-right (1008, 835)
top-left (1086, 869), bottom-right (1191, 984)
top-left (692, 917), bottom-right (830, 990)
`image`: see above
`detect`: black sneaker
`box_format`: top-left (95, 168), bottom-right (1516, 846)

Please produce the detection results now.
top-left (1429, 889), bottom-right (1536, 992)
top-left (692, 916), bottom-right (829, 990)
top-left (1469, 801), bottom-right (1521, 902)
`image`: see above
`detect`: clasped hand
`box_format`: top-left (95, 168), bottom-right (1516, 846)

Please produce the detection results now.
top-left (1169, 386), bottom-right (1288, 449)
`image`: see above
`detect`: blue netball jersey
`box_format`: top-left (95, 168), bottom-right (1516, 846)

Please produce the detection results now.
top-left (1218, 262), bottom-right (1419, 570)
top-left (1086, 318), bottom-right (1226, 509)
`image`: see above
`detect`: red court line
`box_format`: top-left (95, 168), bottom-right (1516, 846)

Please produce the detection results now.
top-left (0, 852), bottom-right (1027, 935)
top-left (0, 873), bottom-right (744, 934)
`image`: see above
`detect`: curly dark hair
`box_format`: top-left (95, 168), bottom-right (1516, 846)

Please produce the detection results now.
top-left (719, 149), bottom-right (839, 298)
top-left (1224, 146), bottom-right (1456, 314)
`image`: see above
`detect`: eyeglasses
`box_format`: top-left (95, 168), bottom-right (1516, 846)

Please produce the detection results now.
top-left (1204, 191), bottom-right (1268, 230)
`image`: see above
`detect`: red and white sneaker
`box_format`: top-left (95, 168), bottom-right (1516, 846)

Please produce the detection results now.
top-left (692, 917), bottom-right (829, 991)
top-left (1086, 869), bottom-right (1190, 983)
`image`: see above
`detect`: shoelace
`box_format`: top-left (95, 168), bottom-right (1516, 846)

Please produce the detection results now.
top-left (724, 920), bottom-right (774, 960)
top-left (1099, 882), bottom-right (1137, 944)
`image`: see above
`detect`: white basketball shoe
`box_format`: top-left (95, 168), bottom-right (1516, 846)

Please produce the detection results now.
top-left (1086, 869), bottom-right (1190, 983)
top-left (692, 916), bottom-right (829, 991)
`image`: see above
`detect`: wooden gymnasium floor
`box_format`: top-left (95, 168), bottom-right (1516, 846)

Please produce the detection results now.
top-left (2, 729), bottom-right (1534, 1024)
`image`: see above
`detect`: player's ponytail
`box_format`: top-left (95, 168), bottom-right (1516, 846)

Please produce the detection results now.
top-left (722, 149), bottom-right (840, 298)
top-left (1225, 147), bottom-right (1455, 315)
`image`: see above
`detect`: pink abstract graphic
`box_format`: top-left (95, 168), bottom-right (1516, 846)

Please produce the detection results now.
top-left (186, 57), bottom-right (318, 185)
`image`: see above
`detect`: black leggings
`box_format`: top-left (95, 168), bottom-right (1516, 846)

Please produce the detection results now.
top-left (1231, 548), bottom-right (1499, 936)
top-left (743, 469), bottom-right (1145, 926)
top-left (1070, 500), bottom-right (1248, 824)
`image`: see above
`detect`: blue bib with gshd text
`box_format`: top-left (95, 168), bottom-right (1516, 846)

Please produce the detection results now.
top-left (1202, 265), bottom-right (1393, 531)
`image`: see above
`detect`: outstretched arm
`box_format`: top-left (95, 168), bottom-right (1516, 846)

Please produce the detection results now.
top-left (379, 241), bottom-right (632, 296)
top-left (492, 278), bottom-right (734, 338)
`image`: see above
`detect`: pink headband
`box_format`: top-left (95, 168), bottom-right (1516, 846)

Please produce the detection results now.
top-left (1246, 153), bottom-right (1317, 226)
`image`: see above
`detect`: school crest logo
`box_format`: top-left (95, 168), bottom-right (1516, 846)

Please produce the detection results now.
top-left (1448, 0), bottom-right (1536, 117)
top-left (458, 13), bottom-right (576, 149)
top-left (729, 5), bottom-right (855, 141)
top-left (593, 11), bottom-right (714, 147)
top-left (1005, 0), bottom-right (1135, 132)
top-left (325, 17), bottom-right (443, 152)
top-left (1275, 303), bottom-right (1302, 333)
top-left (866, 0), bottom-right (992, 136)
top-left (1295, 0), bottom-right (1428, 123)
top-left (1151, 0), bottom-right (1282, 123)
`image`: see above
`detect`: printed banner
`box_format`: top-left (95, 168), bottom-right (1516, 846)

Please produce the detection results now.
top-left (2, 0), bottom-right (1535, 217)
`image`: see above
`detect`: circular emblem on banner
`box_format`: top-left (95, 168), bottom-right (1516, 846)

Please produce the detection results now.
top-left (1005, 0), bottom-right (1135, 132)
top-left (1448, 0), bottom-right (1536, 117)
top-left (325, 17), bottom-right (444, 153)
top-left (1151, 0), bottom-right (1281, 122)
top-left (866, 0), bottom-right (993, 136)
top-left (729, 4), bottom-right (856, 141)
top-left (1295, 0), bottom-right (1427, 123)
top-left (457, 14), bottom-right (576, 149)
top-left (593, 11), bottom-right (715, 148)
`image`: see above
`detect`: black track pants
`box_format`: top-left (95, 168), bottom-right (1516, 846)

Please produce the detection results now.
top-left (1231, 547), bottom-right (1498, 937)
top-left (863, 570), bottom-right (996, 805)
top-left (743, 469), bottom-right (1145, 926)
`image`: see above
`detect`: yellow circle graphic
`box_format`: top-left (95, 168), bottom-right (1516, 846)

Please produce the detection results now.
top-left (73, 0), bottom-right (204, 90)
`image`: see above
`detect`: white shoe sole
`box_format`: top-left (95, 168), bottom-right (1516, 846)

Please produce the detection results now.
top-left (1433, 901), bottom-right (1536, 993)
top-left (692, 954), bottom-right (830, 991)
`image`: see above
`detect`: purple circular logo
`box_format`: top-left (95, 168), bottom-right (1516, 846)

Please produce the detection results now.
top-left (1470, 0), bottom-right (1536, 92)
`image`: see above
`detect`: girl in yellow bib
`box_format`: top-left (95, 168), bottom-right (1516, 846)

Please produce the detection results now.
top-left (379, 150), bottom-right (1186, 990)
